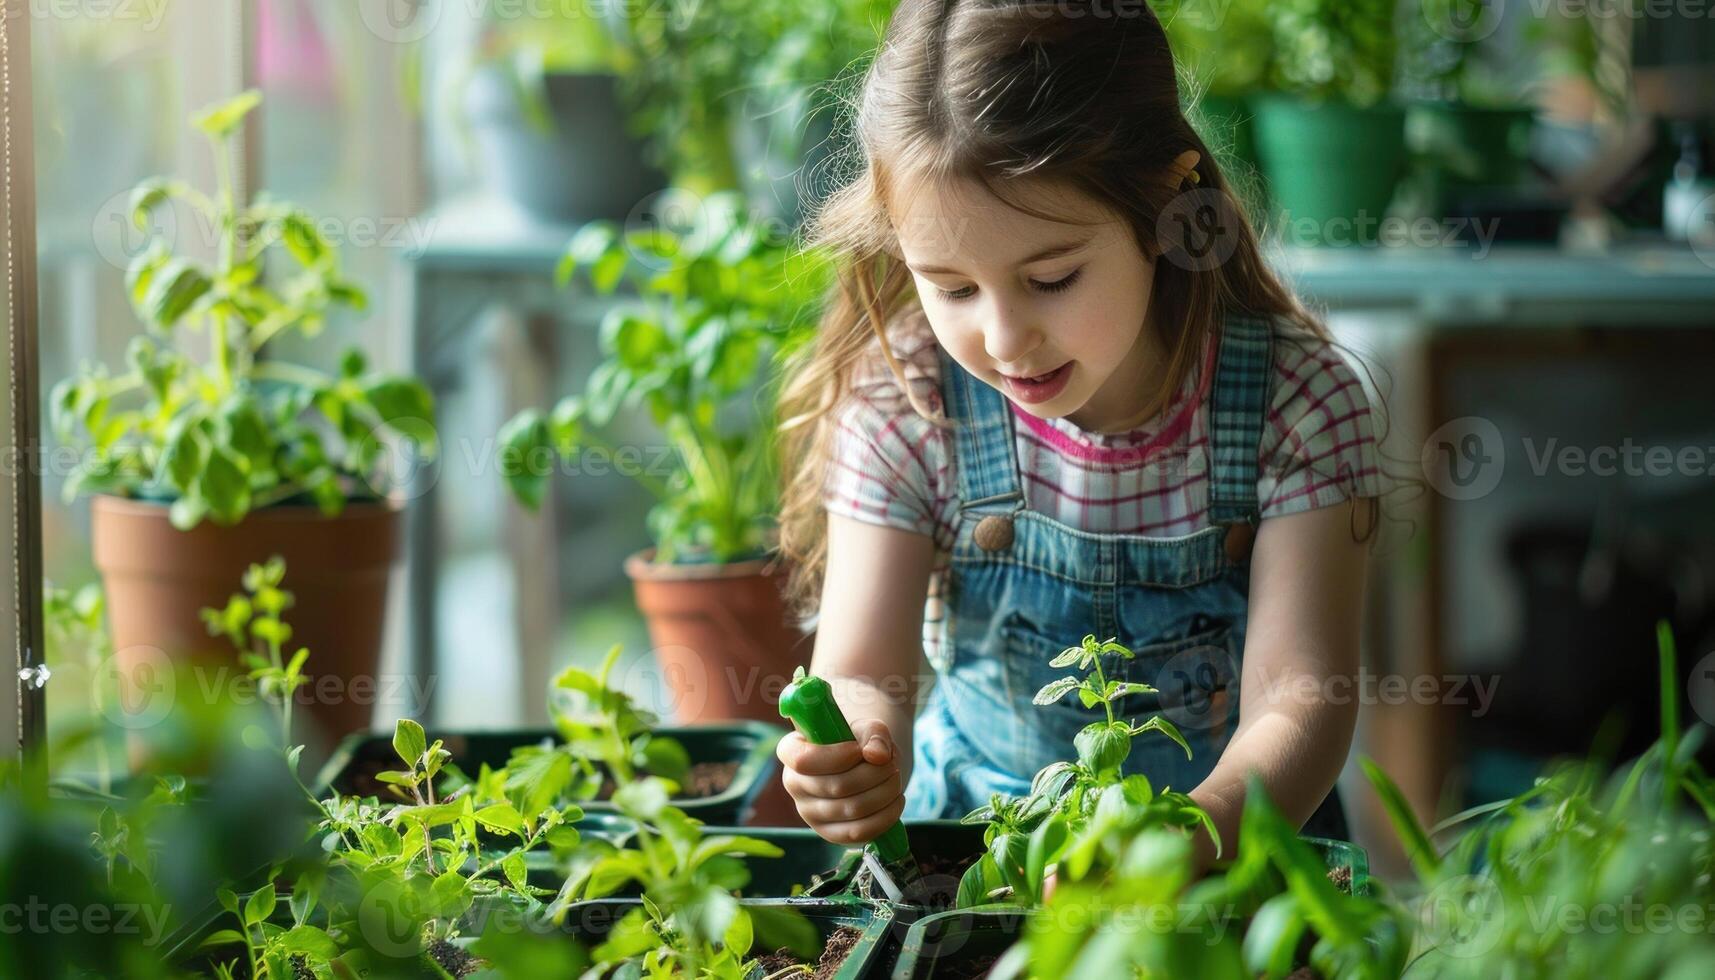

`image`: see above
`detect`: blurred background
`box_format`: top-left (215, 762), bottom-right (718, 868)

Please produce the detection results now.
top-left (12, 0), bottom-right (1715, 873)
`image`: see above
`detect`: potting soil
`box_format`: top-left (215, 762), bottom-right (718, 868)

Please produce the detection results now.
top-left (749, 924), bottom-right (864, 980)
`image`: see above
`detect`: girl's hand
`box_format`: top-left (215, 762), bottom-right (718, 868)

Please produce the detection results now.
top-left (776, 717), bottom-right (906, 846)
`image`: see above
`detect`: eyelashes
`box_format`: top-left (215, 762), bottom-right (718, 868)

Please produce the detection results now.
top-left (934, 268), bottom-right (1083, 303)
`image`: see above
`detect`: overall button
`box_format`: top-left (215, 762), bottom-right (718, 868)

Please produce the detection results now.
top-left (973, 514), bottom-right (1014, 552)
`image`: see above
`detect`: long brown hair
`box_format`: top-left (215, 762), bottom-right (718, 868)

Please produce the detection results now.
top-left (776, 0), bottom-right (1362, 619)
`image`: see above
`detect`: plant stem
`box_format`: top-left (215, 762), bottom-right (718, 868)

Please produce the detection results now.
top-left (252, 361), bottom-right (333, 388)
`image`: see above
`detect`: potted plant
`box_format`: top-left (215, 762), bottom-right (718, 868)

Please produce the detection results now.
top-left (445, 4), bottom-right (666, 223)
top-left (605, 0), bottom-right (888, 223)
top-left (1397, 0), bottom-right (1539, 221)
top-left (49, 90), bottom-right (436, 750)
top-left (498, 191), bottom-right (830, 725)
top-left (1246, 0), bottom-right (1406, 245)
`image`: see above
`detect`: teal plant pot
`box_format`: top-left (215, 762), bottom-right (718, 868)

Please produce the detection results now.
top-left (1251, 95), bottom-right (1407, 245)
top-left (890, 907), bottom-right (1031, 980)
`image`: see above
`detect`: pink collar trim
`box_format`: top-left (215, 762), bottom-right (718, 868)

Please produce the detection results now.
top-left (1008, 331), bottom-right (1219, 465)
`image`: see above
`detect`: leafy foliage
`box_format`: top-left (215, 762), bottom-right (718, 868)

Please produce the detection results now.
top-left (51, 91), bottom-right (435, 529)
top-left (956, 634), bottom-right (1211, 908)
top-left (1363, 622), bottom-right (1715, 978)
top-left (499, 192), bottom-right (832, 563)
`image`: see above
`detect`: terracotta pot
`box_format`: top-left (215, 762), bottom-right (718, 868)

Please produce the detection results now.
top-left (625, 548), bottom-right (814, 827)
top-left (624, 548), bottom-right (815, 724)
top-left (91, 496), bottom-right (402, 759)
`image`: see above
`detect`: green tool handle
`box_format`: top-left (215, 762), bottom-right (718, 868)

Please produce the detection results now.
top-left (777, 670), bottom-right (911, 865)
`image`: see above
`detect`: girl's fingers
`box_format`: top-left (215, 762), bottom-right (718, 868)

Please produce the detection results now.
top-left (782, 758), bottom-right (896, 802)
top-left (813, 791), bottom-right (908, 846)
top-left (794, 767), bottom-right (903, 826)
top-left (776, 731), bottom-right (865, 776)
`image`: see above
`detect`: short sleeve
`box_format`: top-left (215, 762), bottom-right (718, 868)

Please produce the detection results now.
top-left (1257, 335), bottom-right (1383, 518)
top-left (821, 306), bottom-right (952, 538)
top-left (822, 391), bottom-right (944, 538)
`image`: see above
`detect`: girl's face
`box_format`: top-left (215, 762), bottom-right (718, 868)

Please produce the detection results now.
top-left (891, 172), bottom-right (1169, 433)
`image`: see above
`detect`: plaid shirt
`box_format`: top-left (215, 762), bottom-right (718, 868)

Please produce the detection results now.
top-left (822, 306), bottom-right (1383, 662)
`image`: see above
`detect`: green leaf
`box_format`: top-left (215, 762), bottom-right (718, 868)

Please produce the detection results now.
top-left (474, 803), bottom-right (525, 836)
top-left (158, 412), bottom-right (206, 492)
top-left (1243, 893), bottom-right (1308, 978)
top-left (1133, 715), bottom-right (1192, 760)
top-left (196, 929), bottom-right (249, 951)
top-left (497, 410), bottom-right (553, 510)
top-left (502, 852), bottom-right (529, 893)
top-left (689, 835), bottom-right (783, 870)
top-left (280, 924), bottom-right (339, 960)
top-left (1033, 676), bottom-right (1080, 706)
top-left (198, 446), bottom-right (250, 524)
top-left (193, 89), bottom-right (262, 139)
top-left (138, 258), bottom-right (213, 328)
top-left (956, 853), bottom-right (1003, 908)
top-left (1049, 646), bottom-right (1083, 668)
top-left (1026, 815), bottom-right (1069, 902)
top-left (1075, 722), bottom-right (1131, 778)
top-left (169, 494), bottom-right (209, 530)
top-left (559, 222), bottom-right (620, 289)
top-left (599, 310), bottom-right (669, 372)
top-left (127, 178), bottom-right (177, 230)
top-left (243, 883), bottom-right (276, 928)
top-left (1359, 757), bottom-right (1440, 879)
top-left (393, 718), bottom-right (428, 769)
top-left (612, 778), bottom-right (669, 822)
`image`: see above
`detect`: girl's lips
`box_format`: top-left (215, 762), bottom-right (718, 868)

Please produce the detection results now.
top-left (1000, 362), bottom-right (1072, 404)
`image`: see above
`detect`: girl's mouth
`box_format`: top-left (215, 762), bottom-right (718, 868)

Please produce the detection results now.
top-left (1000, 362), bottom-right (1072, 404)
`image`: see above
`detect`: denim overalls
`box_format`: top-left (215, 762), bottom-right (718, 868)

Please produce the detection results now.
top-left (901, 314), bottom-right (1350, 841)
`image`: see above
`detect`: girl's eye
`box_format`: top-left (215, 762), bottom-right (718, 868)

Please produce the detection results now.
top-left (1033, 268), bottom-right (1082, 294)
top-left (934, 268), bottom-right (1082, 303)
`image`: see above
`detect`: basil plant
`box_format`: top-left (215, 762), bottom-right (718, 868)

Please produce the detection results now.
top-left (51, 90), bottom-right (436, 530)
top-left (499, 191), bottom-right (830, 564)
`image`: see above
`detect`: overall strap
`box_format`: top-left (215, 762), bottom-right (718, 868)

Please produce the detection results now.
top-left (935, 344), bottom-right (1024, 513)
top-left (1207, 314), bottom-right (1273, 527)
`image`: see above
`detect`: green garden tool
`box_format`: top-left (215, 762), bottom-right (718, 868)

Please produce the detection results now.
top-left (778, 666), bottom-right (926, 903)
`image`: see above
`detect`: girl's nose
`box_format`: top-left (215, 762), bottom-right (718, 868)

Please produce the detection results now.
top-left (982, 299), bottom-right (1042, 367)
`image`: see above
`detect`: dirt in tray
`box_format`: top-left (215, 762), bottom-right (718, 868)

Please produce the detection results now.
top-left (342, 756), bottom-right (739, 802)
top-left (1326, 864), bottom-right (1352, 893)
top-left (935, 951), bottom-right (999, 980)
top-left (596, 760), bottom-right (740, 801)
top-left (750, 924), bottom-right (864, 980)
top-left (426, 937), bottom-right (482, 977)
top-left (896, 849), bottom-right (983, 908)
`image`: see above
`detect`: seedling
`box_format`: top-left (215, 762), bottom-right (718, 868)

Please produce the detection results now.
top-left (504, 643), bottom-right (691, 813)
top-left (548, 775), bottom-right (816, 979)
top-left (957, 634), bottom-right (1213, 907)
top-left (202, 556), bottom-right (308, 761)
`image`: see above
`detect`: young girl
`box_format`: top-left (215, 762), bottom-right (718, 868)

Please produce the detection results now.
top-left (773, 0), bottom-right (1382, 871)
